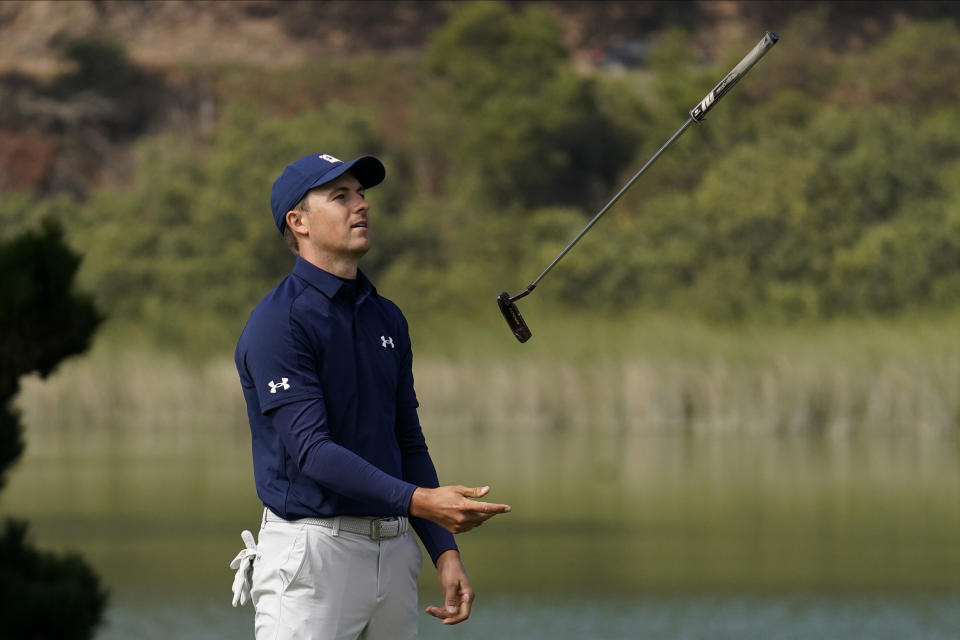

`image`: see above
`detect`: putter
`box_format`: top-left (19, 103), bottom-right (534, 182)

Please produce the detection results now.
top-left (498, 31), bottom-right (779, 343)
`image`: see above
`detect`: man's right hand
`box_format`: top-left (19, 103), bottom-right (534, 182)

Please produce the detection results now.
top-left (409, 485), bottom-right (511, 533)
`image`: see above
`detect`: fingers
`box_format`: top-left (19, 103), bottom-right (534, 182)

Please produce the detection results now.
top-left (430, 552), bottom-right (474, 624)
top-left (450, 506), bottom-right (510, 533)
top-left (458, 486), bottom-right (512, 514)
top-left (425, 591), bottom-right (474, 625)
top-left (471, 500), bottom-right (511, 514)
top-left (446, 590), bottom-right (474, 625)
top-left (451, 486), bottom-right (512, 533)
top-left (464, 485), bottom-right (490, 498)
top-left (415, 485), bottom-right (512, 533)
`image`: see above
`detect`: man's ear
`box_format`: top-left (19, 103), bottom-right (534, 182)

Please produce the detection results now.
top-left (286, 209), bottom-right (307, 235)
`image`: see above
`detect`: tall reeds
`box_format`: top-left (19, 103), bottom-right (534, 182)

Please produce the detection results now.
top-left (15, 314), bottom-right (959, 455)
top-left (414, 355), bottom-right (960, 436)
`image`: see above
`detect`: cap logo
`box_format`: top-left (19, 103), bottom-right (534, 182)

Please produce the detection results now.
top-left (318, 154), bottom-right (342, 164)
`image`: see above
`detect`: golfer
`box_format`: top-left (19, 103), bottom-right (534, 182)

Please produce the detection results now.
top-left (232, 153), bottom-right (510, 640)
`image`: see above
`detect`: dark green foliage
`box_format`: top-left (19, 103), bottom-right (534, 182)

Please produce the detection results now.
top-left (0, 223), bottom-right (105, 638)
top-left (0, 519), bottom-right (108, 640)
top-left (423, 2), bottom-right (638, 210)
top-left (0, 221), bottom-right (101, 408)
top-left (0, 408), bottom-right (24, 497)
top-left (0, 218), bottom-right (101, 483)
top-left (425, 2), bottom-right (568, 112)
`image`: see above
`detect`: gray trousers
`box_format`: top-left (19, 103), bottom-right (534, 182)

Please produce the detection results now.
top-left (252, 512), bottom-right (423, 640)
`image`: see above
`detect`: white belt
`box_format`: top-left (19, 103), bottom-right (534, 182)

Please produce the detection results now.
top-left (264, 509), bottom-right (408, 540)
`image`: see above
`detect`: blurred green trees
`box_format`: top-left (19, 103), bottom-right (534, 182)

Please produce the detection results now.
top-left (4, 6), bottom-right (959, 352)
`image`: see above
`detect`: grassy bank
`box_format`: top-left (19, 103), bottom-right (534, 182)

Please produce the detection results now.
top-left (14, 312), bottom-right (960, 453)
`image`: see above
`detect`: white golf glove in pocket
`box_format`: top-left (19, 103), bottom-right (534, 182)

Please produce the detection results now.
top-left (229, 529), bottom-right (258, 607)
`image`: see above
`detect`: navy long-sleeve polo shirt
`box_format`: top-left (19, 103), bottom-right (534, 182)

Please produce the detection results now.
top-left (235, 256), bottom-right (457, 564)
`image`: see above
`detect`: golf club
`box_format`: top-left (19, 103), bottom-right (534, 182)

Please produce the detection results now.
top-left (498, 31), bottom-right (779, 343)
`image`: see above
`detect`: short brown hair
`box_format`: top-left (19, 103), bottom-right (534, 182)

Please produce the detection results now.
top-left (282, 193), bottom-right (312, 256)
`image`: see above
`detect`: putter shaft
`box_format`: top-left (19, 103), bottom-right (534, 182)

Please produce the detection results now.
top-left (500, 31), bottom-right (780, 342)
top-left (519, 117), bottom-right (695, 298)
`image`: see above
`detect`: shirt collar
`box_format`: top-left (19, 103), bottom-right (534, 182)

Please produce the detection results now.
top-left (292, 256), bottom-right (376, 301)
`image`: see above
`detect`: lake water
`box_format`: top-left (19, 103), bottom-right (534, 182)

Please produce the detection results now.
top-left (2, 425), bottom-right (958, 639)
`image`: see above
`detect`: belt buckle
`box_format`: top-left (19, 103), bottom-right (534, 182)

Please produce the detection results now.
top-left (370, 519), bottom-right (383, 541)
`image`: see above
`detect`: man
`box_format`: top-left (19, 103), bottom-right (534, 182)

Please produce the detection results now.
top-left (231, 153), bottom-right (510, 640)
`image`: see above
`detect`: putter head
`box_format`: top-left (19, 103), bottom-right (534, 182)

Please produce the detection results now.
top-left (497, 292), bottom-right (532, 343)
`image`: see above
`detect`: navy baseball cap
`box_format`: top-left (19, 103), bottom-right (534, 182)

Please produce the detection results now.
top-left (270, 153), bottom-right (386, 233)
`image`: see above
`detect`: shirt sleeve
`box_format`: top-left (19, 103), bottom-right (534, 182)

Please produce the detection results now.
top-left (271, 398), bottom-right (418, 515)
top-left (246, 305), bottom-right (324, 414)
top-left (393, 313), bottom-right (459, 565)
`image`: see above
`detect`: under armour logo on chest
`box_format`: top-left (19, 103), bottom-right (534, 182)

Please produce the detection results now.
top-left (380, 336), bottom-right (395, 349)
top-left (268, 378), bottom-right (290, 394)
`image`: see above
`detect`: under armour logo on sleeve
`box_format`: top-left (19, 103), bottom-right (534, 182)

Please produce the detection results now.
top-left (380, 336), bottom-right (395, 349)
top-left (268, 378), bottom-right (291, 394)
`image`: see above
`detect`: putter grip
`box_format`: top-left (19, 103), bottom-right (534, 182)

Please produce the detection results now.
top-left (689, 31), bottom-right (779, 122)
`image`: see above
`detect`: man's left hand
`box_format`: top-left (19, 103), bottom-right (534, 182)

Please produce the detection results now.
top-left (425, 550), bottom-right (475, 625)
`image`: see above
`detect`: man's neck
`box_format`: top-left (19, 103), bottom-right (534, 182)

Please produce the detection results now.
top-left (299, 247), bottom-right (360, 279)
